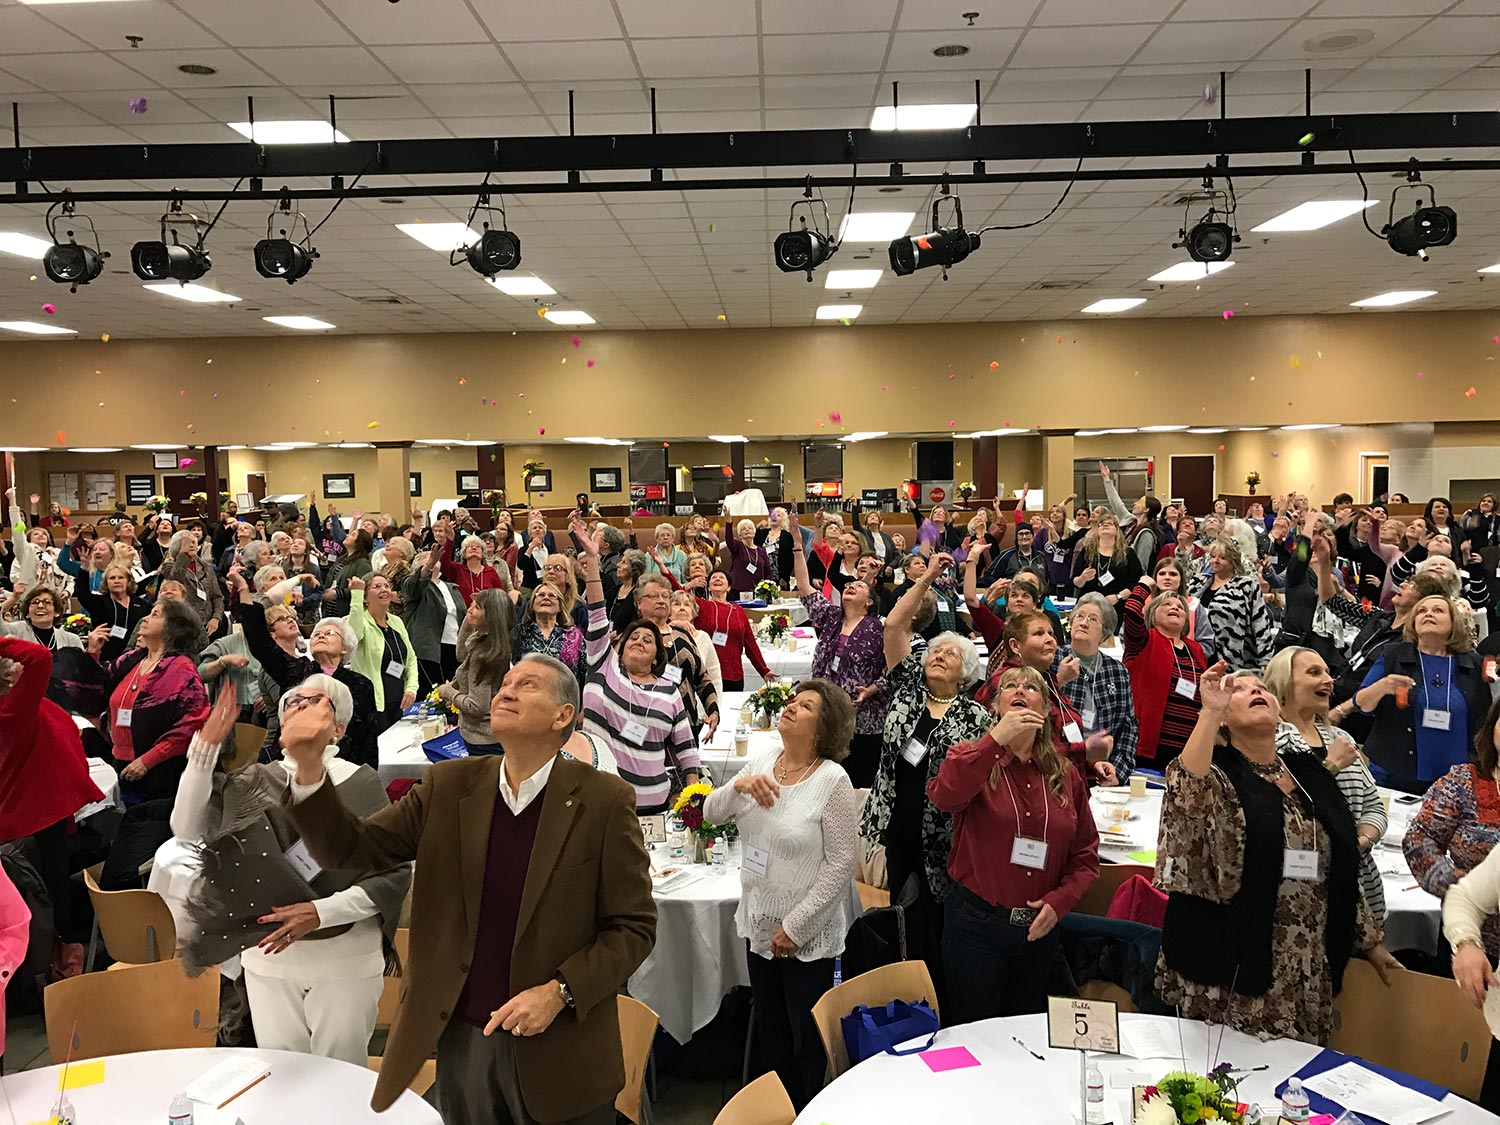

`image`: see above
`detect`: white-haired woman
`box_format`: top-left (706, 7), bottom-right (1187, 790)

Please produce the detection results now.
top-left (1190, 527), bottom-right (1275, 673)
top-left (517, 517), bottom-right (553, 590)
top-left (610, 548), bottom-right (651, 635)
top-left (437, 526), bottom-right (505, 608)
top-left (172, 678), bottom-right (409, 1068)
top-left (645, 523), bottom-right (688, 585)
top-left (861, 551), bottom-right (991, 986)
top-left (721, 517), bottom-right (771, 599)
top-left (1057, 593), bottom-right (1139, 781)
top-left (162, 528), bottom-right (224, 637)
top-left (757, 508), bottom-right (799, 589)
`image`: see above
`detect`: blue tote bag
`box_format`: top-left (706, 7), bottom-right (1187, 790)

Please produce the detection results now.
top-left (840, 999), bottom-right (940, 1067)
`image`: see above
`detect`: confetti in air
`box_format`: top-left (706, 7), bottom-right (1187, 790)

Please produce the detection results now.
top-left (1202, 83), bottom-right (1216, 106)
top-left (366, 421), bottom-right (380, 429)
top-left (129, 97), bottom-right (148, 114)
top-left (571, 335), bottom-right (580, 347)
top-left (1288, 355), bottom-right (1301, 369)
top-left (539, 427), bottom-right (546, 435)
top-left (1417, 371), bottom-right (1425, 380)
top-left (179, 458), bottom-right (194, 468)
top-left (1222, 310), bottom-right (1234, 320)
top-left (458, 377), bottom-right (466, 385)
top-left (989, 361), bottom-right (999, 371)
top-left (100, 334), bottom-right (109, 342)
top-left (586, 358), bottom-right (595, 367)
top-left (1467, 387), bottom-right (1478, 398)
top-left (41, 304), bottom-right (55, 315)
top-left (829, 411), bottom-right (842, 424)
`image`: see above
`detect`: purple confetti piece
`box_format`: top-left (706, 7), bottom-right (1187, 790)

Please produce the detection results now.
top-left (129, 97), bottom-right (148, 115)
top-left (918, 523), bottom-right (940, 548)
top-left (951, 545), bottom-right (968, 565)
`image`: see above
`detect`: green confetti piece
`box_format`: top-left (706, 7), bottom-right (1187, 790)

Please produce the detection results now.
top-left (1127, 849), bottom-right (1157, 864)
top-left (1298, 132), bottom-right (1315, 147)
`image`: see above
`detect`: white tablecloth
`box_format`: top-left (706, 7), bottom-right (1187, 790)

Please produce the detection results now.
top-left (699, 691), bottom-right (781, 786)
top-left (743, 629), bottom-right (816, 690)
top-left (377, 719), bottom-right (436, 785)
top-left (798, 1012), bottom-right (1499, 1124)
top-left (0, 1047), bottom-right (439, 1124)
top-left (76, 757), bottom-right (120, 822)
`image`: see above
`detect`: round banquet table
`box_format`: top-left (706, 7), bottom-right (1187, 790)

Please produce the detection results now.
top-left (742, 632), bottom-right (816, 690)
top-left (796, 1012), bottom-right (1500, 1124)
top-left (377, 717), bottom-right (436, 785)
top-left (0, 1047), bottom-right (439, 1124)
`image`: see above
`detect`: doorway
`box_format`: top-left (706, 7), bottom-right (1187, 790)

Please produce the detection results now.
top-left (1171, 455), bottom-right (1216, 516)
top-left (1360, 454), bottom-right (1390, 504)
top-left (246, 473), bottom-right (267, 507)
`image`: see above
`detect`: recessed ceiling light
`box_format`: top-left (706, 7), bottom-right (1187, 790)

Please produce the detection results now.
top-left (0, 232), bottom-right (51, 259)
top-left (1280, 423), bottom-right (1339, 431)
top-left (870, 104), bottom-right (976, 131)
top-left (1101, 428), bottom-right (1139, 435)
top-left (816, 304), bottom-right (862, 320)
top-left (143, 282), bottom-right (240, 303)
top-left (396, 222), bottom-right (480, 253)
top-left (1074, 430), bottom-right (1107, 437)
top-left (67, 447), bottom-right (123, 453)
top-left (263, 315), bottom-right (334, 330)
top-left (837, 212), bottom-right (916, 243)
top-left (1303, 27), bottom-right (1375, 52)
top-left (269, 441), bottom-right (317, 449)
top-left (228, 121), bottom-right (349, 145)
top-left (824, 269), bottom-right (882, 289)
top-left (564, 437), bottom-right (632, 446)
top-left (1140, 425), bottom-right (1189, 432)
top-left (0, 446), bottom-right (46, 452)
top-left (1148, 261), bottom-right (1235, 283)
top-left (130, 444), bottom-right (180, 451)
top-left (415, 439), bottom-right (492, 446)
top-left (1251, 200), bottom-right (1375, 233)
top-left (1081, 297), bottom-right (1146, 314)
top-left (543, 310), bottom-right (595, 325)
top-left (709, 435), bottom-right (748, 443)
top-left (1187, 428), bottom-right (1228, 434)
top-left (1238, 427), bottom-right (1269, 432)
top-left (0, 320), bottom-right (76, 335)
top-left (960, 428), bottom-right (1032, 438)
top-left (177, 63), bottom-right (218, 76)
top-left (843, 432), bottom-right (889, 442)
top-left (487, 276), bottom-right (556, 296)
top-left (328, 442), bottom-right (373, 448)
top-left (1350, 290), bottom-right (1436, 308)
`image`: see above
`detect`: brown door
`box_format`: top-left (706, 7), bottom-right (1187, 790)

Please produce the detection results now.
top-left (1171, 455), bottom-right (1216, 516)
top-left (246, 473), bottom-right (267, 506)
top-left (163, 473), bottom-right (205, 518)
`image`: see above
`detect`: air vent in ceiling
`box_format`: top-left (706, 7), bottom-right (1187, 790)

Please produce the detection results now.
top-left (1025, 280), bottom-right (1088, 292)
top-left (352, 295), bottom-right (408, 305)
top-left (1160, 190), bottom-right (1215, 208)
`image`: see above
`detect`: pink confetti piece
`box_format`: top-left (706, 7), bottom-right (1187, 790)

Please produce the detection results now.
top-left (948, 419), bottom-right (956, 428)
top-left (829, 410), bottom-right (842, 424)
top-left (586, 358), bottom-right (595, 367)
top-left (947, 373), bottom-right (956, 381)
top-left (178, 457), bottom-right (194, 468)
top-left (1417, 371), bottom-right (1424, 380)
top-left (539, 426), bottom-right (546, 434)
top-left (41, 303), bottom-right (55, 315)
top-left (570, 335), bottom-right (581, 347)
top-left (1222, 309), bottom-right (1234, 320)
top-left (518, 392), bottom-right (525, 398)
top-left (881, 385), bottom-right (889, 391)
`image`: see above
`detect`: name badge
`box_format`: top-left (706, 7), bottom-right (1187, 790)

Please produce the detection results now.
top-left (116, 707), bottom-right (133, 728)
top-left (1062, 721), bottom-right (1084, 744)
top-left (195, 587), bottom-right (208, 600)
top-left (1283, 848), bottom-right (1319, 880)
top-left (1080, 708), bottom-right (1096, 730)
top-left (1173, 677), bottom-right (1197, 700)
top-left (622, 719), bottom-right (649, 746)
top-left (742, 843), bottom-right (771, 877)
top-left (285, 839), bottom-right (324, 882)
top-left (901, 738), bottom-right (929, 766)
top-left (109, 625), bottom-right (127, 640)
top-left (662, 663), bottom-right (683, 684)
top-left (711, 629), bottom-right (729, 646)
top-left (1012, 836), bottom-right (1049, 870)
top-left (745, 563), bottom-right (757, 575)
top-left (936, 599), bottom-right (950, 613)
top-left (1096, 570), bottom-right (1114, 586)
top-left (831, 656), bottom-right (841, 672)
top-left (385, 658), bottom-right (404, 679)
top-left (1422, 708), bottom-right (1452, 731)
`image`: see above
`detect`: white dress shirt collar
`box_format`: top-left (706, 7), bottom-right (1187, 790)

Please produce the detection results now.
top-left (500, 753), bottom-right (556, 816)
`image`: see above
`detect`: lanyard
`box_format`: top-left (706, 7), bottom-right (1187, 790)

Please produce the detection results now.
top-left (381, 625), bottom-right (407, 672)
top-left (1002, 762), bottom-right (1050, 844)
top-left (1420, 652), bottom-right (1454, 713)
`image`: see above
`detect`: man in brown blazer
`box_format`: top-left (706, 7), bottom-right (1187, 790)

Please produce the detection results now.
top-left (279, 651), bottom-right (656, 1124)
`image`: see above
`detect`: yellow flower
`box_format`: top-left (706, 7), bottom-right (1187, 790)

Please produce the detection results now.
top-left (671, 782), bottom-right (714, 813)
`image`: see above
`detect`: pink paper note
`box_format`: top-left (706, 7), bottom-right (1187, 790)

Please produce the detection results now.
top-left (1309, 1116), bottom-right (1336, 1125)
top-left (921, 1046), bottom-right (981, 1073)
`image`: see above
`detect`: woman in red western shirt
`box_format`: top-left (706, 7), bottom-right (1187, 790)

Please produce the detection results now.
top-left (928, 664), bottom-right (1100, 1026)
top-left (657, 552), bottom-right (771, 692)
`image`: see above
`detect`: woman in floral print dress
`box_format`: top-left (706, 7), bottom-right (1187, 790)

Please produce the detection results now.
top-left (1155, 662), bottom-right (1400, 1044)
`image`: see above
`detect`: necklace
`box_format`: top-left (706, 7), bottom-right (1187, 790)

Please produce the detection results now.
top-left (1247, 754), bottom-right (1285, 781)
top-left (926, 690), bottom-right (958, 705)
top-left (774, 751), bottom-right (816, 785)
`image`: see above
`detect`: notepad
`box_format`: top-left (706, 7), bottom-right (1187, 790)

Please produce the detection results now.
top-left (57, 1059), bottom-right (105, 1090)
top-left (653, 868), bottom-right (704, 895)
top-left (185, 1057), bottom-right (271, 1108)
top-left (920, 1046), bottom-right (980, 1073)
top-left (1127, 850), bottom-right (1157, 864)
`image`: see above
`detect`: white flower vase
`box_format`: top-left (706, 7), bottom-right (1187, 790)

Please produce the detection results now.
top-left (755, 708), bottom-right (773, 730)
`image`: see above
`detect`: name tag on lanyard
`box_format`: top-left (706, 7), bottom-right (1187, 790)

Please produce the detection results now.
top-left (711, 630), bottom-right (729, 646)
top-left (1012, 837), bottom-right (1049, 869)
top-left (1283, 848), bottom-right (1319, 880)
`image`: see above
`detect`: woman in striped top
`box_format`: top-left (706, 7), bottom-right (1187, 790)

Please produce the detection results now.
top-left (1122, 576), bottom-right (1206, 767)
top-left (574, 520), bottom-right (701, 812)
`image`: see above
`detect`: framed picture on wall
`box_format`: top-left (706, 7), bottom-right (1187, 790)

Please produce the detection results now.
top-left (590, 468), bottom-right (621, 492)
top-left (151, 451), bottom-right (178, 471)
top-left (125, 475), bottom-right (155, 505)
top-left (527, 469), bottom-right (553, 493)
top-left (322, 473), bottom-right (355, 498)
top-left (455, 471), bottom-right (480, 493)
top-left (409, 472), bottom-right (422, 497)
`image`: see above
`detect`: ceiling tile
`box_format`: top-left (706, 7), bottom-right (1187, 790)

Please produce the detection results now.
top-left (375, 44), bottom-right (515, 84)
top-left (1257, 16), bottom-right (1429, 60)
top-left (616, 0), bottom-right (757, 38)
top-left (317, 0), bottom-right (490, 45)
top-left (1008, 25), bottom-right (1158, 68)
top-left (763, 76), bottom-right (879, 109)
top-left (35, 6), bottom-right (220, 52)
top-left (633, 36), bottom-right (759, 78)
top-left (0, 7), bottom-right (89, 54)
top-left (896, 0), bottom-right (1023, 30)
top-left (1313, 0), bottom-right (1452, 12)
top-left (244, 46), bottom-right (397, 86)
top-left (113, 48), bottom-right (279, 89)
top-left (469, 0), bottom-right (622, 42)
top-left (0, 52), bottom-right (153, 92)
top-left (762, 32), bottom-right (892, 75)
top-left (507, 39), bottom-right (638, 81)
top-left (1387, 15), bottom-right (1500, 55)
top-left (187, 0), bottom-right (357, 48)
top-left (1133, 20), bottom-right (1292, 64)
top-left (1036, 0), bottom-right (1181, 24)
top-left (885, 28), bottom-right (1022, 71)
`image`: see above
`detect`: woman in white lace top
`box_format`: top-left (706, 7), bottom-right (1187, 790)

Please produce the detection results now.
top-left (702, 678), bottom-right (858, 1111)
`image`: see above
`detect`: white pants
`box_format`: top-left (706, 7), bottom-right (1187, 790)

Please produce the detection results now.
top-left (243, 968), bottom-right (384, 1068)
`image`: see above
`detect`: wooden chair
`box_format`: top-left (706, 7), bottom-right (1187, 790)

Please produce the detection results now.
top-left (855, 881), bottom-right (890, 911)
top-left (1329, 959), bottom-right (1491, 1099)
top-left (1073, 862), bottom-right (1154, 918)
top-left (221, 722), bottom-right (268, 773)
top-left (82, 865), bottom-right (175, 970)
top-left (44, 960), bottom-right (219, 1062)
top-left (714, 1072), bottom-right (795, 1125)
top-left (616, 995), bottom-right (659, 1125)
top-left (809, 960), bottom-right (939, 1080)
top-left (366, 930), bottom-right (434, 1095)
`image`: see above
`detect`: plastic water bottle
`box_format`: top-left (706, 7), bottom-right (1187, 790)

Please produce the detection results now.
top-left (668, 815), bottom-right (685, 861)
top-left (1280, 1077), bottom-right (1310, 1124)
top-left (168, 1092), bottom-right (195, 1125)
top-left (1085, 1064), bottom-right (1105, 1123)
top-left (832, 957), bottom-right (842, 987)
top-left (709, 835), bottom-right (728, 872)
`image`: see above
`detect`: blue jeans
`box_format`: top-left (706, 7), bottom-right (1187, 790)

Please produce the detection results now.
top-left (942, 887), bottom-right (1063, 1027)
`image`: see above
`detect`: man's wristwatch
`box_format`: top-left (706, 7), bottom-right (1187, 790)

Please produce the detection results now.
top-left (556, 977), bottom-right (575, 1009)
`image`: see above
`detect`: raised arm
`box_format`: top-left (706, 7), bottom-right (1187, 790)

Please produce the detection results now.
top-left (787, 508), bottom-right (814, 597)
top-left (886, 552), bottom-right (949, 670)
top-left (572, 516), bottom-right (613, 671)
top-left (1179, 661), bottom-right (1232, 778)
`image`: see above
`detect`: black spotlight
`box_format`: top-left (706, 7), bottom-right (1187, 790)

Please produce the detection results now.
top-left (1382, 167), bottom-right (1457, 261)
top-left (131, 240), bottom-right (211, 283)
top-left (41, 197), bottom-right (109, 290)
top-left (1172, 175), bottom-right (1240, 265)
top-left (773, 187), bottom-right (837, 282)
top-left (889, 191), bottom-right (978, 277)
top-left (1182, 219), bottom-right (1236, 263)
top-left (464, 226), bottom-right (522, 276)
top-left (255, 197), bottom-right (318, 284)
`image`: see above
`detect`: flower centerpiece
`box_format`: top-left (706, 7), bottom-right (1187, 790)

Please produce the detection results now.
top-left (671, 781), bottom-right (736, 860)
top-left (753, 578), bottom-right (780, 603)
top-left (1134, 1066), bottom-right (1246, 1125)
top-left (142, 495), bottom-right (170, 515)
top-left (1244, 471), bottom-right (1261, 496)
top-left (757, 610), bottom-right (791, 648)
top-left (424, 685), bottom-right (457, 723)
top-left (747, 680), bottom-right (795, 728)
top-left (482, 489), bottom-right (505, 524)
top-left (63, 613), bottom-right (92, 637)
top-left (956, 480), bottom-right (976, 502)
top-left (521, 459), bottom-right (546, 500)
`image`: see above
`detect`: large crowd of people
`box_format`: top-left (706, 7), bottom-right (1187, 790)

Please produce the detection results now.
top-left (6, 475), bottom-right (1500, 1119)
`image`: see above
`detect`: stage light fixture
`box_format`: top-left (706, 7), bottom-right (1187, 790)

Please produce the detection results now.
top-left (41, 197), bottom-right (108, 290)
top-left (131, 198), bottom-right (212, 284)
top-left (889, 190), bottom-right (978, 277)
top-left (1382, 170), bottom-right (1456, 260)
top-left (1172, 175), bottom-right (1239, 264)
top-left (254, 196), bottom-right (318, 284)
top-left (451, 191), bottom-right (521, 277)
top-left (774, 183), bottom-right (838, 281)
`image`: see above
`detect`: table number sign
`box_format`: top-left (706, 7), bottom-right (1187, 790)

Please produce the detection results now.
top-left (639, 815), bottom-right (667, 844)
top-left (1047, 995), bottom-right (1121, 1055)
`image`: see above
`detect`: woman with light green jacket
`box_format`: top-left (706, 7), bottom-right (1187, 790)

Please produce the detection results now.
top-left (346, 574), bottom-right (418, 734)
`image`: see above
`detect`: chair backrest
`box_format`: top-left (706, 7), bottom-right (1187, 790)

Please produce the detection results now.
top-left (615, 995), bottom-right (659, 1124)
top-left (222, 723), bottom-right (268, 773)
top-left (809, 959), bottom-right (939, 1079)
top-left (1073, 863), bottom-right (1154, 918)
top-left (44, 960), bottom-right (219, 1062)
top-left (375, 929), bottom-right (411, 1029)
top-left (82, 866), bottom-right (176, 964)
top-left (1329, 960), bottom-right (1492, 1099)
top-left (714, 1072), bottom-right (795, 1125)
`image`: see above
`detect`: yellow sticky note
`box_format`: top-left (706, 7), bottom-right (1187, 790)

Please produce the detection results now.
top-left (58, 1058), bottom-right (106, 1090)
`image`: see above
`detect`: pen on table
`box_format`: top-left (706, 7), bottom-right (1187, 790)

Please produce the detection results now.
top-left (1012, 1035), bottom-right (1045, 1060)
top-left (1228, 1064), bottom-right (1270, 1075)
top-left (1403, 882), bottom-right (1420, 891)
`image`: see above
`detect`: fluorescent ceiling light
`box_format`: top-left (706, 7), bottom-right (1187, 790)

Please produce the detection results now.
top-left (816, 304), bottom-right (862, 320)
top-left (1101, 428), bottom-right (1140, 434)
top-left (130, 444), bottom-right (179, 450)
top-left (143, 282), bottom-right (240, 303)
top-left (18, 1), bottom-right (140, 5)
top-left (0, 446), bottom-right (46, 452)
top-left (1480, 264), bottom-right (1500, 275)
top-left (1280, 423), bottom-right (1338, 431)
top-left (843, 431), bottom-right (888, 442)
top-left (1251, 200), bottom-right (1375, 233)
top-left (1187, 428), bottom-right (1228, 434)
top-left (0, 320), bottom-right (75, 335)
top-left (415, 439), bottom-right (491, 446)
top-left (487, 276), bottom-right (556, 296)
top-left (1350, 290), bottom-right (1436, 308)
top-left (328, 442), bottom-right (373, 448)
top-left (263, 315), bottom-right (334, 331)
top-left (1238, 426), bottom-right (1269, 431)
top-left (0, 232), bottom-right (51, 259)
top-left (252, 445), bottom-right (287, 451)
top-left (272, 441), bottom-right (317, 448)
top-left (564, 437), bottom-right (632, 446)
top-left (67, 447), bottom-right (123, 453)
top-left (1140, 425), bottom-right (1188, 432)
top-left (1074, 430), bottom-right (1106, 437)
top-left (396, 222), bottom-right (480, 253)
top-left (870, 104), bottom-right (976, 131)
top-left (220, 445), bottom-right (247, 450)
top-left (1081, 298), bottom-right (1146, 314)
top-left (1147, 261), bottom-right (1235, 283)
top-left (543, 310), bottom-right (595, 325)
top-left (960, 428), bottom-right (1031, 438)
top-left (228, 121), bottom-right (349, 145)
top-left (837, 212), bottom-right (915, 243)
top-left (709, 435), bottom-right (748, 443)
top-left (824, 269), bottom-right (883, 290)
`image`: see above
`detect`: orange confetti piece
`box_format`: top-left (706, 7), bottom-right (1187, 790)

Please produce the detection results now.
top-left (458, 377), bottom-right (467, 385)
top-left (56, 430), bottom-right (65, 444)
top-left (1217, 444), bottom-right (1226, 451)
top-left (1466, 387), bottom-right (1478, 398)
top-left (989, 361), bottom-right (999, 371)
top-left (537, 308), bottom-right (548, 318)
top-left (100, 333), bottom-right (109, 342)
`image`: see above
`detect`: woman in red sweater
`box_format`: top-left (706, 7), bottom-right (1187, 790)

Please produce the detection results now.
top-left (1121, 575), bottom-right (1206, 768)
top-left (437, 526), bottom-right (505, 607)
top-left (656, 550), bottom-right (770, 691)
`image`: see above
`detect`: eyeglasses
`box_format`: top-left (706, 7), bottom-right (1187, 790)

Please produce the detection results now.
top-left (284, 691), bottom-right (331, 714)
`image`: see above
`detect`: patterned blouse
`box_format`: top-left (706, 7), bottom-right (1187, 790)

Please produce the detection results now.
top-left (860, 653), bottom-right (993, 900)
top-left (801, 591), bottom-right (888, 736)
top-left (1188, 572), bottom-right (1275, 672)
top-left (1403, 762), bottom-right (1500, 959)
top-left (1057, 645), bottom-right (1139, 780)
top-left (513, 618), bottom-right (584, 681)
